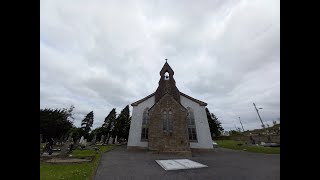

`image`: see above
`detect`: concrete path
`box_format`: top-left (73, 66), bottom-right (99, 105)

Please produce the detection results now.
top-left (95, 146), bottom-right (280, 180)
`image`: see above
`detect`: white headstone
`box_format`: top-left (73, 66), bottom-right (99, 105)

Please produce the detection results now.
top-left (100, 135), bottom-right (105, 143)
top-left (108, 136), bottom-right (114, 144)
top-left (92, 135), bottom-right (96, 143)
top-left (79, 136), bottom-right (84, 144)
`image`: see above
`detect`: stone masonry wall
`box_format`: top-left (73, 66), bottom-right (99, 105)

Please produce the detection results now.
top-left (148, 94), bottom-right (190, 152)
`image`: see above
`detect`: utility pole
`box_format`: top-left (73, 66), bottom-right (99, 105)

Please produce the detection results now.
top-left (253, 102), bottom-right (265, 129)
top-left (239, 117), bottom-right (244, 132)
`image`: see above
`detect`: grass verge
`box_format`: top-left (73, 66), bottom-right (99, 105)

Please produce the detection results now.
top-left (40, 145), bottom-right (116, 180)
top-left (215, 140), bottom-right (280, 154)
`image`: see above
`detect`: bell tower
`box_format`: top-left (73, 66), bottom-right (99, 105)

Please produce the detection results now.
top-left (155, 60), bottom-right (181, 103)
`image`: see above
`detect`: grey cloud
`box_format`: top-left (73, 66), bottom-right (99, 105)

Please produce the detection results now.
top-left (41, 0), bottom-right (279, 130)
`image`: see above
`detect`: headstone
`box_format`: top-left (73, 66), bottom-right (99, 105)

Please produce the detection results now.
top-left (40, 134), bottom-right (43, 143)
top-left (250, 136), bottom-right (255, 144)
top-left (60, 141), bottom-right (71, 155)
top-left (115, 136), bottom-right (118, 144)
top-left (100, 135), bottom-right (106, 144)
top-left (91, 134), bottom-right (96, 144)
top-left (68, 132), bottom-right (73, 141)
top-left (79, 137), bottom-right (87, 150)
top-left (79, 136), bottom-right (84, 144)
top-left (108, 136), bottom-right (114, 144)
top-left (267, 135), bottom-right (272, 143)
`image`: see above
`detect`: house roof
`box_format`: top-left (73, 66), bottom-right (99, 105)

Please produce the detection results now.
top-left (131, 92), bottom-right (207, 106)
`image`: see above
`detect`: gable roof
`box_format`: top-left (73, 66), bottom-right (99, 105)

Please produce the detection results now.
top-left (131, 92), bottom-right (207, 106)
top-left (180, 92), bottom-right (207, 106)
top-left (131, 92), bottom-right (155, 106)
top-left (148, 93), bottom-right (188, 112)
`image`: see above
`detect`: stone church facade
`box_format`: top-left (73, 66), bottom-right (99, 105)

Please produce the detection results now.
top-left (127, 62), bottom-right (213, 153)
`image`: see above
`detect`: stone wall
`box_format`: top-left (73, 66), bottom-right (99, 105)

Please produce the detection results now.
top-left (148, 94), bottom-right (190, 152)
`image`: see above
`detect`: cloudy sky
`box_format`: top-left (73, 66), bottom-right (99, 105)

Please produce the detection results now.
top-left (40, 0), bottom-right (280, 131)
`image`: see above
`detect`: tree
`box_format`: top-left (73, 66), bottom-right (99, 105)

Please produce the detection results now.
top-left (81, 111), bottom-right (94, 138)
top-left (102, 108), bottom-right (117, 143)
top-left (66, 105), bottom-right (75, 122)
top-left (113, 105), bottom-right (131, 142)
top-left (205, 108), bottom-right (224, 138)
top-left (67, 127), bottom-right (83, 142)
top-left (40, 108), bottom-right (74, 141)
top-left (88, 127), bottom-right (105, 142)
top-left (229, 130), bottom-right (241, 136)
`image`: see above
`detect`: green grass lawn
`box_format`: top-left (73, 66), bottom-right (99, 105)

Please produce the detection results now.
top-left (215, 140), bottom-right (280, 154)
top-left (40, 145), bottom-right (116, 180)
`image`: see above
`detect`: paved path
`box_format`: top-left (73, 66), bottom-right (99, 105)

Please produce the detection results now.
top-left (95, 146), bottom-right (280, 180)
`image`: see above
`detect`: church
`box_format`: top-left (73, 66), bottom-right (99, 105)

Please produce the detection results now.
top-left (127, 61), bottom-right (213, 153)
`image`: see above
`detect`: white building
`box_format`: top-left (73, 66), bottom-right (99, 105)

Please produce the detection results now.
top-left (127, 62), bottom-right (213, 152)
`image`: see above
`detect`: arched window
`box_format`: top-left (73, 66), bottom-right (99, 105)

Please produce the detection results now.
top-left (164, 72), bottom-right (169, 80)
top-left (141, 108), bottom-right (149, 141)
top-left (142, 108), bottom-right (148, 125)
top-left (187, 108), bottom-right (195, 126)
top-left (187, 107), bottom-right (197, 141)
top-left (162, 110), bottom-right (173, 133)
top-left (162, 111), bottom-right (167, 131)
top-left (168, 110), bottom-right (173, 132)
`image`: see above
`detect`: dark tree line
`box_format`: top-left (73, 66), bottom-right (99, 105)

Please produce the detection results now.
top-left (205, 108), bottom-right (224, 138)
top-left (40, 104), bottom-right (131, 144)
top-left (40, 105), bottom-right (74, 142)
top-left (91, 105), bottom-right (131, 144)
top-left (41, 104), bottom-right (221, 143)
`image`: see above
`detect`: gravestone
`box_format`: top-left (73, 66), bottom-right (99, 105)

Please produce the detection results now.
top-left (115, 136), bottom-right (118, 144)
top-left (60, 141), bottom-right (71, 155)
top-left (250, 136), bottom-right (255, 144)
top-left (90, 134), bottom-right (96, 145)
top-left (60, 135), bottom-right (75, 155)
top-left (40, 134), bottom-right (42, 143)
top-left (267, 135), bottom-right (272, 143)
top-left (100, 135), bottom-right (106, 144)
top-left (108, 136), bottom-right (114, 144)
top-left (68, 132), bottom-right (73, 141)
top-left (79, 137), bottom-right (87, 149)
top-left (79, 136), bottom-right (84, 144)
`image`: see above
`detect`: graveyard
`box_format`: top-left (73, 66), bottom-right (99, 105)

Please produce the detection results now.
top-left (40, 142), bottom-right (116, 180)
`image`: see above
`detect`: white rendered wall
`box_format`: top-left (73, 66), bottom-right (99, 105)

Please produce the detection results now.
top-left (180, 95), bottom-right (213, 149)
top-left (127, 95), bottom-right (155, 148)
